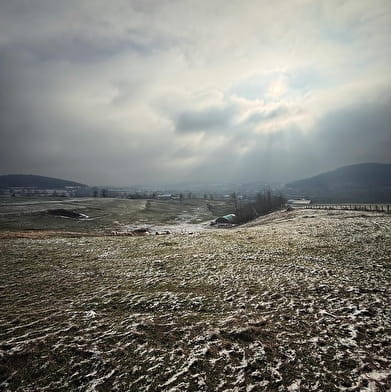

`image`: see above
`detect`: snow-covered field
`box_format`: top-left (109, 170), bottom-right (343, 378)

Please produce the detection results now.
top-left (0, 209), bottom-right (390, 391)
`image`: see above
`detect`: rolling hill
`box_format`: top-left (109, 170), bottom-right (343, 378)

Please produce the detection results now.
top-left (0, 174), bottom-right (87, 189)
top-left (285, 163), bottom-right (391, 202)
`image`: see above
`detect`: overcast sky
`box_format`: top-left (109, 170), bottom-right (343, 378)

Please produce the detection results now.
top-left (0, 0), bottom-right (390, 186)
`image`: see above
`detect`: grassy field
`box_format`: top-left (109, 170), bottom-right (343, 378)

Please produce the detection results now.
top-left (0, 197), bottom-right (233, 234)
top-left (0, 206), bottom-right (390, 391)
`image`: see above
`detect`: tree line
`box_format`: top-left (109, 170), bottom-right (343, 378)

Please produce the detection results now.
top-left (233, 190), bottom-right (285, 224)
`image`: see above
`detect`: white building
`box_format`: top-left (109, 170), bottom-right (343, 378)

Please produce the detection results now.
top-left (287, 198), bottom-right (311, 207)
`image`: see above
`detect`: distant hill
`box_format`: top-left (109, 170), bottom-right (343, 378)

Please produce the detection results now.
top-left (0, 174), bottom-right (87, 189)
top-left (285, 163), bottom-right (391, 203)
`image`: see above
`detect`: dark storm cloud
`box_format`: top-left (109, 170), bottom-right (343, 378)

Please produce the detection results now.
top-left (175, 105), bottom-right (235, 133)
top-left (4, 35), bottom-right (161, 64)
top-left (314, 92), bottom-right (391, 167)
top-left (186, 92), bottom-right (391, 182)
top-left (0, 46), bottom-right (175, 185)
top-left (0, 1), bottom-right (175, 64)
top-left (173, 102), bottom-right (300, 135)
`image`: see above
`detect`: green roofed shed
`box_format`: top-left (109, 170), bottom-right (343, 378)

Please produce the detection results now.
top-left (215, 214), bottom-right (237, 224)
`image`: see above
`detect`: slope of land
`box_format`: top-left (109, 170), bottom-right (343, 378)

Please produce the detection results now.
top-left (0, 174), bottom-right (87, 189)
top-left (0, 209), bottom-right (390, 391)
top-left (285, 162), bottom-right (391, 202)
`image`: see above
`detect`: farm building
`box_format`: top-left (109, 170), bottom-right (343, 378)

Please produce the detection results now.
top-left (156, 194), bottom-right (173, 200)
top-left (287, 199), bottom-right (311, 207)
top-left (215, 214), bottom-right (237, 224)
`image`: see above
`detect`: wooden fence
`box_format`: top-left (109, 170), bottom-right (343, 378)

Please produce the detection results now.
top-left (302, 204), bottom-right (391, 214)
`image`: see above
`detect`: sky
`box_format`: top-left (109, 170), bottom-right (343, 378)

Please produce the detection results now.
top-left (0, 0), bottom-right (390, 186)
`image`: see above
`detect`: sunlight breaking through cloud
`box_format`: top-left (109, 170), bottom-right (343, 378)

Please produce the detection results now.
top-left (0, 0), bottom-right (390, 185)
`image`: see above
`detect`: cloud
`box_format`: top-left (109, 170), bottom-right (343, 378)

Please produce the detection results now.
top-left (314, 91), bottom-right (391, 166)
top-left (244, 105), bottom-right (300, 126)
top-left (0, 0), bottom-right (390, 185)
top-left (175, 105), bottom-right (235, 133)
